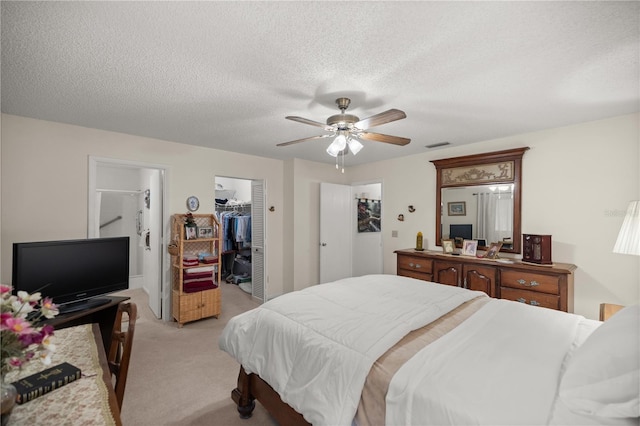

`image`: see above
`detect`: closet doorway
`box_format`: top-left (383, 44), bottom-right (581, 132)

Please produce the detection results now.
top-left (215, 176), bottom-right (266, 303)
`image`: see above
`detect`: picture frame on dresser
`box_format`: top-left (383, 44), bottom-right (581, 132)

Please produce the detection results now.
top-left (462, 239), bottom-right (477, 256)
top-left (484, 241), bottom-right (503, 259)
top-left (442, 239), bottom-right (455, 254)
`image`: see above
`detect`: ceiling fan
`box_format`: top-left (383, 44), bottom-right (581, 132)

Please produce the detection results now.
top-left (277, 97), bottom-right (411, 158)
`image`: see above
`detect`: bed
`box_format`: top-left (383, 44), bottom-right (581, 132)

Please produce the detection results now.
top-left (218, 274), bottom-right (639, 426)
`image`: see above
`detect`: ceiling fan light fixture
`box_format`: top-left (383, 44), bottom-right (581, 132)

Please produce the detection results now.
top-left (347, 137), bottom-right (363, 155)
top-left (326, 133), bottom-right (347, 157)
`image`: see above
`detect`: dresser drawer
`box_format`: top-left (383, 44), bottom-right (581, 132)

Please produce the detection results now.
top-left (398, 269), bottom-right (434, 282)
top-left (398, 255), bottom-right (433, 274)
top-left (501, 270), bottom-right (560, 295)
top-left (501, 287), bottom-right (560, 310)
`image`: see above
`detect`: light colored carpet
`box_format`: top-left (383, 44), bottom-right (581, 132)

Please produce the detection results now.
top-left (114, 284), bottom-right (277, 426)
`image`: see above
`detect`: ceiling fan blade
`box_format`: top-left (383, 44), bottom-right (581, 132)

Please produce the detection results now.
top-left (286, 116), bottom-right (335, 132)
top-left (358, 132), bottom-right (411, 146)
top-left (277, 134), bottom-right (333, 147)
top-left (354, 109), bottom-right (406, 129)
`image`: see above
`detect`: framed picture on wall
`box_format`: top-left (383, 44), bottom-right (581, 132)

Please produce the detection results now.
top-left (357, 199), bottom-right (381, 232)
top-left (448, 201), bottom-right (466, 216)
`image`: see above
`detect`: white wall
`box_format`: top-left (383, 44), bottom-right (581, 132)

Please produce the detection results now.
top-left (2, 112), bottom-right (637, 320)
top-left (348, 113), bottom-right (640, 319)
top-left (1, 114), bottom-right (285, 299)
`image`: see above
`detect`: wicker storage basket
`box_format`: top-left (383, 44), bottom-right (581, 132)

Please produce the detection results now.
top-left (167, 242), bottom-right (179, 256)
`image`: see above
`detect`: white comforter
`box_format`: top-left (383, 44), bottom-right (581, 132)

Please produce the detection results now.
top-left (385, 298), bottom-right (601, 425)
top-left (218, 274), bottom-right (484, 426)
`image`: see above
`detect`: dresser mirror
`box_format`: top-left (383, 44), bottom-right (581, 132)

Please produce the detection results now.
top-left (430, 147), bottom-right (529, 254)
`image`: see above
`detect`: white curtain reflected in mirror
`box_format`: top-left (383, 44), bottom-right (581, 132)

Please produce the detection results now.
top-left (476, 185), bottom-right (513, 247)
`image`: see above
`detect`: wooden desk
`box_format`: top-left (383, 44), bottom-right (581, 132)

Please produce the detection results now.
top-left (46, 296), bottom-right (130, 353)
top-left (6, 324), bottom-right (122, 425)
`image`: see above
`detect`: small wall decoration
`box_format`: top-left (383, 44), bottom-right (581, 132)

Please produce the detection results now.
top-left (442, 239), bottom-right (455, 254)
top-left (186, 195), bottom-right (200, 212)
top-left (397, 214), bottom-right (404, 221)
top-left (462, 239), bottom-right (478, 256)
top-left (448, 201), bottom-right (466, 216)
top-left (357, 199), bottom-right (381, 232)
top-left (408, 205), bottom-right (415, 213)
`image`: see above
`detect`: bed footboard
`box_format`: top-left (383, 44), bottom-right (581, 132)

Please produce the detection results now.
top-left (231, 366), bottom-right (310, 426)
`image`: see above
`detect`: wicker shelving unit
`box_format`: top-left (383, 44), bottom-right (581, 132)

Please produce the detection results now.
top-left (170, 213), bottom-right (221, 327)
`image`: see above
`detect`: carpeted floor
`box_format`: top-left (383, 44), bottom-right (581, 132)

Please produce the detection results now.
top-left (115, 283), bottom-right (278, 425)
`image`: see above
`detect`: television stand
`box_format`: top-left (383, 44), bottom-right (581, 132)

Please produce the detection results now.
top-left (46, 295), bottom-right (130, 353)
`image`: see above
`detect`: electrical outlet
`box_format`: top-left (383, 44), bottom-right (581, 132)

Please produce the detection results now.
top-left (392, 230), bottom-right (398, 238)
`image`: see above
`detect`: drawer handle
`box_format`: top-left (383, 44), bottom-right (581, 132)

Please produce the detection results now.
top-left (516, 297), bottom-right (526, 303)
top-left (415, 264), bottom-right (421, 269)
top-left (409, 262), bottom-right (414, 267)
top-left (516, 278), bottom-right (539, 287)
top-left (530, 300), bottom-right (540, 306)
top-left (408, 262), bottom-right (421, 269)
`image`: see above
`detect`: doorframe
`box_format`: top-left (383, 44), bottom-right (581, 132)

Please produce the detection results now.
top-left (351, 179), bottom-right (384, 276)
top-left (214, 175), bottom-right (267, 302)
top-left (88, 156), bottom-right (171, 321)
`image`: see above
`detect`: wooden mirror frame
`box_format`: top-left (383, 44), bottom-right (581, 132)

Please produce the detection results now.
top-left (431, 147), bottom-right (529, 254)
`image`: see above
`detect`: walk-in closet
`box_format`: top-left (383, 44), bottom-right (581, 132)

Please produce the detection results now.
top-left (215, 177), bottom-right (253, 294)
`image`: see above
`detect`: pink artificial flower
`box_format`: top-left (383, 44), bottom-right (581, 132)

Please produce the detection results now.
top-left (8, 357), bottom-right (23, 368)
top-left (0, 284), bottom-right (11, 295)
top-left (4, 317), bottom-right (35, 335)
top-left (0, 312), bottom-right (13, 330)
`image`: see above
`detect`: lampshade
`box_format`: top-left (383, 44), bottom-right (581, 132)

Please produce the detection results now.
top-left (347, 137), bottom-right (363, 155)
top-left (326, 133), bottom-right (347, 157)
top-left (613, 200), bottom-right (640, 255)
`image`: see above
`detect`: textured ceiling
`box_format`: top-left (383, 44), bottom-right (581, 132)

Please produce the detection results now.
top-left (2, 1), bottom-right (639, 167)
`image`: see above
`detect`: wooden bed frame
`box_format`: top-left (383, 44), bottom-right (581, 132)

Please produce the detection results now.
top-left (231, 366), bottom-right (310, 426)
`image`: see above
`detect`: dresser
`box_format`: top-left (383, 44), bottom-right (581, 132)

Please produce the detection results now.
top-left (395, 249), bottom-right (576, 312)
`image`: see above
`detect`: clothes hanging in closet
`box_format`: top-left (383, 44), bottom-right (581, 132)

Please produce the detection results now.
top-left (218, 210), bottom-right (251, 252)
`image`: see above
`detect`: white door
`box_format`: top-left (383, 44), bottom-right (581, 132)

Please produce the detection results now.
top-left (320, 183), bottom-right (352, 283)
top-left (251, 180), bottom-right (266, 303)
top-left (144, 170), bottom-right (163, 318)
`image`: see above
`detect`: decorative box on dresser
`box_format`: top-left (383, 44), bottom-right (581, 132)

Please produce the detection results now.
top-left (395, 249), bottom-right (576, 312)
top-left (170, 214), bottom-right (222, 327)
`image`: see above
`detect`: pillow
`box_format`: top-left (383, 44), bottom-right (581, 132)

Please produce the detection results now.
top-left (559, 305), bottom-right (639, 418)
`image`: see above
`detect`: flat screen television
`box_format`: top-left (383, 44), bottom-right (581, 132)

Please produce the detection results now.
top-left (12, 237), bottom-right (129, 314)
top-left (449, 224), bottom-right (473, 241)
